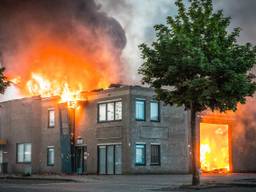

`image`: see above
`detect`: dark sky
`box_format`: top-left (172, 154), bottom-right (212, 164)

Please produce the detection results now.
top-left (98, 0), bottom-right (256, 82)
top-left (214, 0), bottom-right (256, 44)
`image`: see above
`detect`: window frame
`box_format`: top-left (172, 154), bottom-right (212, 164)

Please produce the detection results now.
top-left (98, 103), bottom-right (107, 122)
top-left (135, 99), bottom-right (146, 121)
top-left (135, 143), bottom-right (146, 166)
top-left (16, 143), bottom-right (32, 164)
top-left (97, 100), bottom-right (122, 123)
top-left (150, 144), bottom-right (161, 166)
top-left (47, 146), bottom-right (55, 166)
top-left (150, 101), bottom-right (160, 122)
top-left (48, 109), bottom-right (55, 128)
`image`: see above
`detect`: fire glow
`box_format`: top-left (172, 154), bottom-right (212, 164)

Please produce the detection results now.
top-left (200, 123), bottom-right (230, 173)
top-left (6, 37), bottom-right (120, 105)
top-left (0, 0), bottom-right (126, 104)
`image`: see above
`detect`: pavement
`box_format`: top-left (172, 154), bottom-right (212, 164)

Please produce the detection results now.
top-left (0, 173), bottom-right (256, 192)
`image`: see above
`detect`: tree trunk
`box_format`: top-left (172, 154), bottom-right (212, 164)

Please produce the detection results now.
top-left (191, 104), bottom-right (200, 185)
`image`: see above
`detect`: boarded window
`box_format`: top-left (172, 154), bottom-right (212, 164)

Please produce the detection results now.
top-left (151, 144), bottom-right (160, 165)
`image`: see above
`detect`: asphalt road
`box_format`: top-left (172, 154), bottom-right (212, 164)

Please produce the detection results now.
top-left (0, 174), bottom-right (256, 192)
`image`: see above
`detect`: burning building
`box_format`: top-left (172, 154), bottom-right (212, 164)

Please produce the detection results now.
top-left (0, 0), bottom-right (256, 175)
top-left (0, 85), bottom-right (191, 174)
top-left (199, 97), bottom-right (256, 174)
top-left (0, 84), bottom-right (256, 175)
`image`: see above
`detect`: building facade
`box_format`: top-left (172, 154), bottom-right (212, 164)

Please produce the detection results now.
top-left (1, 85), bottom-right (256, 175)
top-left (0, 85), bottom-right (191, 175)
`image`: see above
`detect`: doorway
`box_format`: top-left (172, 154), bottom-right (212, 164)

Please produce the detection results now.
top-left (98, 144), bottom-right (122, 175)
top-left (200, 123), bottom-right (230, 173)
top-left (75, 146), bottom-right (86, 174)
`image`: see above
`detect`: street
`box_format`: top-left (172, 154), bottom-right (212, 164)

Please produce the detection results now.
top-left (0, 174), bottom-right (256, 192)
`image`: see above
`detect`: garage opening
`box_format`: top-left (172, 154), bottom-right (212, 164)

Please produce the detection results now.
top-left (200, 123), bottom-right (230, 173)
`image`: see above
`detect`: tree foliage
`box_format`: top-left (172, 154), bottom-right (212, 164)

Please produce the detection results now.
top-left (139, 0), bottom-right (256, 112)
top-left (0, 67), bottom-right (9, 94)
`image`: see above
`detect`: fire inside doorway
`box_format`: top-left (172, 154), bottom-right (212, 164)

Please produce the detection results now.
top-left (200, 123), bottom-right (230, 173)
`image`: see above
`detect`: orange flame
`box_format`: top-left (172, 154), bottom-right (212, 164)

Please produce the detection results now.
top-left (26, 72), bottom-right (82, 103)
top-left (200, 123), bottom-right (230, 173)
top-left (6, 35), bottom-right (120, 105)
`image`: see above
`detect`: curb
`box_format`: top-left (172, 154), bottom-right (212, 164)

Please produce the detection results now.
top-left (0, 176), bottom-right (77, 182)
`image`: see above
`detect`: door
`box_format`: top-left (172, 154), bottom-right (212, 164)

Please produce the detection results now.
top-left (75, 146), bottom-right (85, 174)
top-left (107, 145), bottom-right (114, 174)
top-left (115, 145), bottom-right (122, 174)
top-left (98, 146), bottom-right (106, 174)
top-left (98, 144), bottom-right (122, 175)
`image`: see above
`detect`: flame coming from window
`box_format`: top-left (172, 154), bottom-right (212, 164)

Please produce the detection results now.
top-left (200, 123), bottom-right (230, 173)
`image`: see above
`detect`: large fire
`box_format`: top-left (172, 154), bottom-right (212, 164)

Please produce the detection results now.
top-left (200, 123), bottom-right (230, 173)
top-left (6, 37), bottom-right (120, 104)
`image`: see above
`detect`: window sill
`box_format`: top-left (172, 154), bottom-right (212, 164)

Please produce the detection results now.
top-left (135, 163), bottom-right (146, 166)
top-left (135, 119), bottom-right (146, 121)
top-left (150, 163), bottom-right (161, 166)
top-left (16, 162), bottom-right (31, 164)
top-left (150, 120), bottom-right (160, 122)
top-left (98, 120), bottom-right (122, 123)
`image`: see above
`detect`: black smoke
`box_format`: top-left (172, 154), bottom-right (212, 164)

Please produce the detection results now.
top-left (0, 0), bottom-right (126, 65)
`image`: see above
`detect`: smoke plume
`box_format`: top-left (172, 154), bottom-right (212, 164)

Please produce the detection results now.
top-left (0, 0), bottom-right (126, 101)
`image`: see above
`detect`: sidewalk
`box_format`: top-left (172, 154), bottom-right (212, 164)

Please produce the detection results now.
top-left (1, 173), bottom-right (256, 187)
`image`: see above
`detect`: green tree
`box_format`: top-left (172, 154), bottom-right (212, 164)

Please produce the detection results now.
top-left (0, 67), bottom-right (9, 94)
top-left (139, 0), bottom-right (256, 185)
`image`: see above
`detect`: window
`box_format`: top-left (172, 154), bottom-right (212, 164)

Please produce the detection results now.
top-left (151, 144), bottom-right (161, 165)
top-left (17, 143), bottom-right (32, 163)
top-left (98, 100), bottom-right (122, 122)
top-left (135, 144), bottom-right (146, 165)
top-left (47, 147), bottom-right (55, 166)
top-left (99, 103), bottom-right (107, 121)
top-left (107, 102), bottom-right (114, 121)
top-left (150, 101), bottom-right (160, 121)
top-left (115, 101), bottom-right (122, 120)
top-left (48, 109), bottom-right (55, 128)
top-left (135, 99), bottom-right (145, 121)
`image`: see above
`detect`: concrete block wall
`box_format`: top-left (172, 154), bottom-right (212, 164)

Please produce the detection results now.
top-left (39, 97), bottom-right (62, 174)
top-left (0, 85), bottom-right (191, 175)
top-left (0, 96), bottom-right (42, 174)
top-left (129, 87), bottom-right (190, 174)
